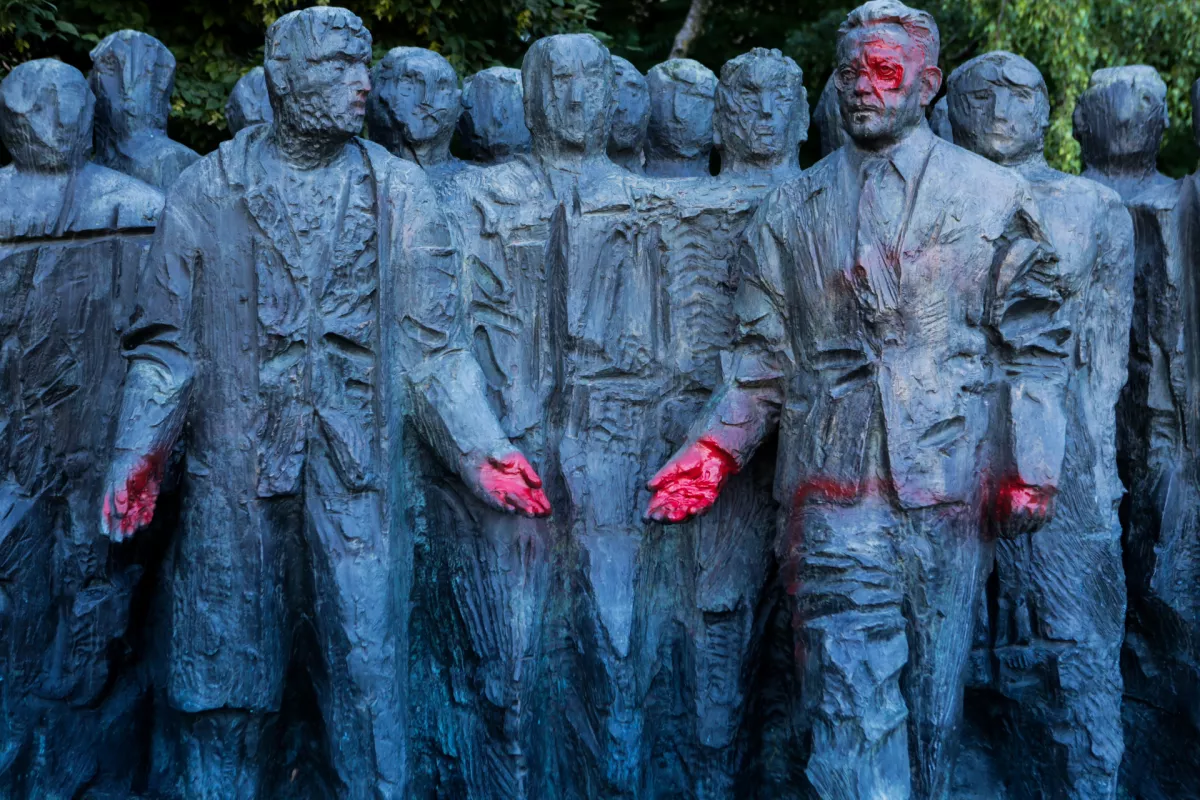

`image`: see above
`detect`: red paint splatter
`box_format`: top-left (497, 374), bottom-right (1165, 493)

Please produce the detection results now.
top-left (480, 452), bottom-right (552, 517)
top-left (645, 437), bottom-right (739, 523)
top-left (104, 453), bottom-right (165, 538)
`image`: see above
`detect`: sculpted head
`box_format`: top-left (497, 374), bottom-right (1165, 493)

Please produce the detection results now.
top-left (89, 30), bottom-right (174, 138)
top-left (948, 51), bottom-right (1048, 166)
top-left (1073, 66), bottom-right (1168, 168)
top-left (264, 7), bottom-right (372, 142)
top-left (367, 47), bottom-right (461, 158)
top-left (226, 66), bottom-right (273, 135)
top-left (715, 48), bottom-right (807, 169)
top-left (646, 58), bottom-right (716, 160)
top-left (522, 34), bottom-right (613, 157)
top-left (1, 59), bottom-right (94, 172)
top-left (609, 56), bottom-right (650, 154)
top-left (834, 0), bottom-right (941, 148)
top-left (458, 66), bottom-right (530, 162)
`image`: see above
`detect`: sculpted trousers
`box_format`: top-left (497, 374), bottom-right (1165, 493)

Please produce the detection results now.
top-left (792, 492), bottom-right (989, 800)
top-left (176, 440), bottom-right (404, 800)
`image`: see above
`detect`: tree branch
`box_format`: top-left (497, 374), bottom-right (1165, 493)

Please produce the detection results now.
top-left (670, 0), bottom-right (711, 59)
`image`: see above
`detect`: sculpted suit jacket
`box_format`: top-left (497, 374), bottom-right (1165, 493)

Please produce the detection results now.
top-left (114, 126), bottom-right (512, 711)
top-left (686, 124), bottom-right (1069, 516)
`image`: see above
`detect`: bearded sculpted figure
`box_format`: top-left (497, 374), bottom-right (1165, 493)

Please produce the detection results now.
top-left (89, 30), bottom-right (200, 188)
top-left (367, 47), bottom-right (471, 186)
top-left (226, 66), bottom-right (273, 135)
top-left (608, 56), bottom-right (651, 173)
top-left (645, 58), bottom-right (717, 178)
top-left (647, 3), bottom-right (1068, 797)
top-left (0, 58), bottom-right (163, 800)
top-left (1074, 66), bottom-right (1173, 203)
top-left (948, 51), bottom-right (1133, 800)
top-left (458, 66), bottom-right (531, 164)
top-left (100, 9), bottom-right (547, 798)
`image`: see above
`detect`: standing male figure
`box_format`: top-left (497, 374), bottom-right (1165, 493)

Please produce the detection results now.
top-left (639, 46), bottom-right (808, 798)
top-left (100, 8), bottom-right (548, 799)
top-left (0, 59), bottom-right (163, 799)
top-left (646, 3), bottom-right (1068, 797)
top-left (1074, 66), bottom-right (1173, 203)
top-left (367, 47), bottom-right (471, 187)
top-left (608, 56), bottom-right (651, 174)
top-left (948, 51), bottom-right (1134, 800)
top-left (644, 59), bottom-right (717, 178)
top-left (89, 30), bottom-right (200, 189)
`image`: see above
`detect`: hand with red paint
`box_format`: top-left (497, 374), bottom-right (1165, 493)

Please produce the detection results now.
top-left (995, 481), bottom-right (1057, 539)
top-left (100, 451), bottom-right (165, 542)
top-left (645, 438), bottom-right (738, 524)
top-left (468, 450), bottom-right (551, 518)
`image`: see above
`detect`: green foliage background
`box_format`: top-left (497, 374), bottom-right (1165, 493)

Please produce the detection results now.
top-left (2, 0), bottom-right (1198, 174)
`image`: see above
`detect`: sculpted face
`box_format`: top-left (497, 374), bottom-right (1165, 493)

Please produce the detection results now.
top-left (835, 24), bottom-right (936, 146)
top-left (609, 57), bottom-right (649, 151)
top-left (268, 23), bottom-right (372, 140)
top-left (525, 35), bottom-right (612, 153)
top-left (89, 31), bottom-right (173, 136)
top-left (0, 60), bottom-right (94, 171)
top-left (647, 64), bottom-right (715, 158)
top-left (375, 50), bottom-right (460, 146)
top-left (718, 57), bottom-right (804, 162)
top-left (950, 57), bottom-right (1046, 165)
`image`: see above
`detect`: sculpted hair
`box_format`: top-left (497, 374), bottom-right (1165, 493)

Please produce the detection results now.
top-left (838, 0), bottom-right (940, 67)
top-left (264, 6), bottom-right (371, 100)
top-left (648, 58), bottom-right (717, 95)
top-left (1076, 65), bottom-right (1169, 129)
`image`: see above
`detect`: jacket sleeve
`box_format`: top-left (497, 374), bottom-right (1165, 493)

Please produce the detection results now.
top-left (387, 168), bottom-right (514, 476)
top-left (990, 183), bottom-right (1069, 490)
top-left (684, 187), bottom-right (795, 467)
top-left (111, 183), bottom-right (200, 463)
top-left (1084, 196), bottom-right (1135, 508)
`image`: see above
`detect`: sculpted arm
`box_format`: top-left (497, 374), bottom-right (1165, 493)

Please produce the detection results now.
top-left (393, 174), bottom-right (549, 517)
top-left (646, 196), bottom-right (794, 522)
top-left (101, 192), bottom-right (199, 540)
top-left (991, 188), bottom-right (1070, 536)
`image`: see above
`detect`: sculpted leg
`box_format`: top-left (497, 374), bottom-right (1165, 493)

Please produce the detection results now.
top-left (178, 709), bottom-right (270, 800)
top-left (305, 448), bottom-right (404, 799)
top-left (793, 497), bottom-right (911, 800)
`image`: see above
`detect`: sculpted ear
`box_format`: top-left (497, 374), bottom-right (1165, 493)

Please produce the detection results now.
top-left (921, 65), bottom-right (943, 107)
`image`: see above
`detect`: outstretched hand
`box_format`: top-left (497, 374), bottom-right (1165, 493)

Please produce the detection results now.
top-left (101, 452), bottom-right (165, 542)
top-left (995, 481), bottom-right (1056, 539)
top-left (475, 451), bottom-right (552, 518)
top-left (645, 438), bottom-right (738, 524)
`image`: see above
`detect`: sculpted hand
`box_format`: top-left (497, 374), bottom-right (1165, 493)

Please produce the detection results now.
top-left (645, 438), bottom-right (738, 524)
top-left (101, 451), bottom-right (166, 542)
top-left (473, 450), bottom-right (552, 518)
top-left (995, 482), bottom-right (1056, 539)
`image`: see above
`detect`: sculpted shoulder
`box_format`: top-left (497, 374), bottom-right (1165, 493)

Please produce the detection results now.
top-left (1129, 176), bottom-right (1185, 214)
top-left (75, 164), bottom-right (164, 230)
top-left (932, 139), bottom-right (1027, 204)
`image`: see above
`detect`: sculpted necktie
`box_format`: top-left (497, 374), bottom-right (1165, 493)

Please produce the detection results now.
top-left (854, 157), bottom-right (907, 316)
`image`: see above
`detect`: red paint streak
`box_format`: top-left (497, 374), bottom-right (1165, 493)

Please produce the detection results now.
top-left (993, 477), bottom-right (1056, 525)
top-left (645, 437), bottom-right (739, 523)
top-left (480, 452), bottom-right (552, 518)
top-left (104, 453), bottom-right (165, 538)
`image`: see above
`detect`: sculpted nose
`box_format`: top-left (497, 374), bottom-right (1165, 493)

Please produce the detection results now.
top-left (760, 90), bottom-right (774, 116)
top-left (569, 79), bottom-right (584, 106)
top-left (854, 72), bottom-right (872, 96)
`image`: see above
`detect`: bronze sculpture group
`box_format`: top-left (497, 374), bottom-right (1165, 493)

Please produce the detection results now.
top-left (1, 1), bottom-right (1198, 798)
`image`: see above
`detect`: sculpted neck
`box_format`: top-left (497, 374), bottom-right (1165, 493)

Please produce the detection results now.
top-left (644, 151), bottom-right (710, 178)
top-left (608, 145), bottom-right (644, 173)
top-left (271, 124), bottom-right (352, 170)
top-left (719, 153), bottom-right (798, 183)
top-left (851, 118), bottom-right (929, 156)
top-left (398, 138), bottom-right (454, 169)
top-left (1083, 150), bottom-right (1160, 183)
